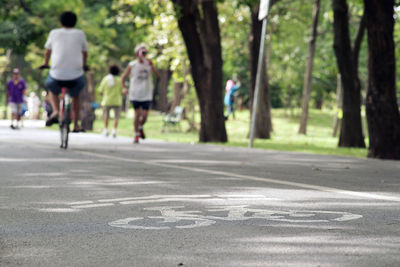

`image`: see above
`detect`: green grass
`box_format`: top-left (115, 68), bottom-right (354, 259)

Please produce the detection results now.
top-left (92, 108), bottom-right (368, 158)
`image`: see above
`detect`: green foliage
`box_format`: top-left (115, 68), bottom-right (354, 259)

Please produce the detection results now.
top-left (219, 1), bottom-right (251, 103)
top-left (0, 0), bottom-right (398, 129)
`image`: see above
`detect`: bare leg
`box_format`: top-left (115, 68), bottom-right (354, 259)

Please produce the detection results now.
top-left (139, 110), bottom-right (148, 128)
top-left (72, 95), bottom-right (80, 130)
top-left (134, 109), bottom-right (140, 133)
top-left (113, 118), bottom-right (119, 129)
top-left (49, 91), bottom-right (59, 117)
top-left (17, 113), bottom-right (21, 127)
top-left (11, 113), bottom-right (16, 126)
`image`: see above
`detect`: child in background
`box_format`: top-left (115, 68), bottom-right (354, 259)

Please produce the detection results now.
top-left (98, 64), bottom-right (123, 138)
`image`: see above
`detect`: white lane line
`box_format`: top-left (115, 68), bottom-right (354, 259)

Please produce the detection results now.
top-left (69, 201), bottom-right (94, 205)
top-left (70, 181), bottom-right (165, 186)
top-left (119, 197), bottom-right (281, 206)
top-left (218, 194), bottom-right (269, 198)
top-left (77, 151), bottom-right (400, 203)
top-left (71, 203), bottom-right (114, 209)
top-left (77, 151), bottom-right (141, 163)
top-left (39, 208), bottom-right (79, 213)
top-left (97, 194), bottom-right (212, 203)
top-left (148, 162), bottom-right (400, 202)
top-left (0, 157), bottom-right (98, 162)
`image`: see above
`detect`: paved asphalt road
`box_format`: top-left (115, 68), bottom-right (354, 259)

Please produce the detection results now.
top-left (1, 122), bottom-right (399, 266)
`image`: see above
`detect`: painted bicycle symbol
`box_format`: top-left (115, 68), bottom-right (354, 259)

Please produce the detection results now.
top-left (109, 205), bottom-right (362, 230)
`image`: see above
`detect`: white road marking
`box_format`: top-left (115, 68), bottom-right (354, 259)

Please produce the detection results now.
top-left (0, 158), bottom-right (97, 162)
top-left (38, 208), bottom-right (79, 213)
top-left (97, 194), bottom-right (212, 203)
top-left (7, 141), bottom-right (398, 202)
top-left (70, 181), bottom-right (165, 186)
top-left (68, 201), bottom-right (94, 205)
top-left (6, 185), bottom-right (52, 189)
top-left (147, 159), bottom-right (245, 165)
top-left (71, 203), bottom-right (114, 209)
top-left (77, 151), bottom-right (400, 202)
top-left (108, 205), bottom-right (363, 230)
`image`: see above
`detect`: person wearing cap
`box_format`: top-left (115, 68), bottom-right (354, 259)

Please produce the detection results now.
top-left (7, 68), bottom-right (27, 129)
top-left (121, 43), bottom-right (159, 144)
top-left (40, 11), bottom-right (89, 132)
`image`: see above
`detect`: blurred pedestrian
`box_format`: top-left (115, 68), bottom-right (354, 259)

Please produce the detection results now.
top-left (224, 79), bottom-right (239, 120)
top-left (98, 64), bottom-right (123, 138)
top-left (7, 68), bottom-right (27, 129)
top-left (121, 43), bottom-right (159, 144)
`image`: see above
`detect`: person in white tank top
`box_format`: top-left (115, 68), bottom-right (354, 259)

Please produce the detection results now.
top-left (121, 43), bottom-right (159, 144)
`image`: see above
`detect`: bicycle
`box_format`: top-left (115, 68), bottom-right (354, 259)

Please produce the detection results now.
top-left (59, 86), bottom-right (72, 149)
top-left (39, 66), bottom-right (74, 149)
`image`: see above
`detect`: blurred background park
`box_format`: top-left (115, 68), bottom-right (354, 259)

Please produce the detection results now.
top-left (1, 0), bottom-right (399, 159)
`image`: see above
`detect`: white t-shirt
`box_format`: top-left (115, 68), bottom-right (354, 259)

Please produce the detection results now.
top-left (45, 28), bottom-right (88, 80)
top-left (128, 60), bottom-right (154, 101)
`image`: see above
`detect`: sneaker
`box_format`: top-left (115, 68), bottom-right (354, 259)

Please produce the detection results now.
top-left (10, 125), bottom-right (16, 130)
top-left (103, 129), bottom-right (109, 137)
top-left (111, 129), bottom-right (117, 138)
top-left (134, 135), bottom-right (139, 144)
top-left (45, 115), bottom-right (59, 127)
top-left (139, 129), bottom-right (145, 139)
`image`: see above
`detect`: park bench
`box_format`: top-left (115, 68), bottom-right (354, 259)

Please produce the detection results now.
top-left (161, 106), bottom-right (184, 132)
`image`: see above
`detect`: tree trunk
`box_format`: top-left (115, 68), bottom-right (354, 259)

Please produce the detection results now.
top-left (364, 0), bottom-right (400, 159)
top-left (172, 0), bottom-right (227, 142)
top-left (170, 82), bottom-right (183, 113)
top-left (332, 74), bottom-right (343, 137)
top-left (154, 69), bottom-right (172, 112)
top-left (80, 72), bottom-right (95, 130)
top-left (332, 0), bottom-right (365, 148)
top-left (249, 3), bottom-right (272, 139)
top-left (298, 0), bottom-right (321, 135)
top-left (2, 49), bottom-right (12, 119)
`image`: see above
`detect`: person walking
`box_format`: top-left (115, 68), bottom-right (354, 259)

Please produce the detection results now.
top-left (121, 43), bottom-right (159, 144)
top-left (7, 68), bottom-right (27, 129)
top-left (40, 11), bottom-right (89, 132)
top-left (98, 64), bottom-right (123, 138)
top-left (224, 79), bottom-right (239, 120)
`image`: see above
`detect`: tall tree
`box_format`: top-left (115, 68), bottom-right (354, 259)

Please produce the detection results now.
top-left (332, 0), bottom-right (366, 148)
top-left (364, 0), bottom-right (400, 159)
top-left (171, 0), bottom-right (227, 142)
top-left (298, 0), bottom-right (321, 135)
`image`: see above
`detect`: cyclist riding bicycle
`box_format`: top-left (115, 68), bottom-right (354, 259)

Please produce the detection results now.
top-left (40, 11), bottom-right (89, 132)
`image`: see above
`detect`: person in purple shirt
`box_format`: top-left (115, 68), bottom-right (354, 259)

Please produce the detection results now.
top-left (7, 68), bottom-right (27, 129)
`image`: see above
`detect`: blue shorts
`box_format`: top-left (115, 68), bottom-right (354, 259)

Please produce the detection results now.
top-left (45, 75), bottom-right (85, 97)
top-left (131, 101), bottom-right (151, 110)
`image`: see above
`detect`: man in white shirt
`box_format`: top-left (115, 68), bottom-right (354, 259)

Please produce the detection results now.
top-left (40, 11), bottom-right (89, 132)
top-left (121, 43), bottom-right (159, 144)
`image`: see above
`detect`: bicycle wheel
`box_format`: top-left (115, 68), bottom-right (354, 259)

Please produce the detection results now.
top-left (60, 109), bottom-right (70, 149)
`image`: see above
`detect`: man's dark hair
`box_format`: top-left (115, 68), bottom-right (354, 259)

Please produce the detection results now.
top-left (60, 11), bottom-right (77, 28)
top-left (109, 64), bottom-right (120, 76)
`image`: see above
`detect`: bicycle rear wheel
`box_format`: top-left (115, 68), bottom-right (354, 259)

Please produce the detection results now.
top-left (60, 109), bottom-right (70, 149)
